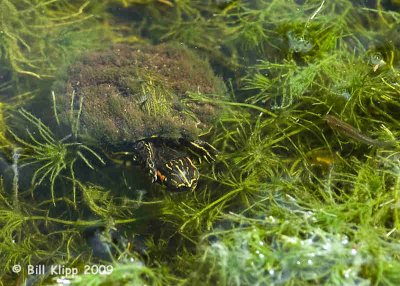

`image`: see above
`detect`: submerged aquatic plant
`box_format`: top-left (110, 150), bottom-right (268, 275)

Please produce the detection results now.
top-left (0, 0), bottom-right (399, 285)
top-left (183, 147), bottom-right (400, 285)
top-left (0, 0), bottom-right (104, 79)
top-left (8, 107), bottom-right (104, 204)
top-left (68, 259), bottom-right (171, 286)
top-left (195, 223), bottom-right (380, 285)
top-left (0, 103), bottom-right (14, 154)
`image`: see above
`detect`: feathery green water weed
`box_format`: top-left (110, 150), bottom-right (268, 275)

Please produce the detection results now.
top-left (158, 107), bottom-right (303, 237)
top-left (79, 180), bottom-right (161, 220)
top-left (67, 259), bottom-right (172, 286)
top-left (0, 178), bottom-right (84, 281)
top-left (0, 103), bottom-right (14, 154)
top-left (196, 226), bottom-right (375, 285)
top-left (0, 0), bottom-right (103, 79)
top-left (187, 168), bottom-right (400, 285)
top-left (8, 108), bottom-right (104, 205)
top-left (0, 0), bottom-right (398, 285)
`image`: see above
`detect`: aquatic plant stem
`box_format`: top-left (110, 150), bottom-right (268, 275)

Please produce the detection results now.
top-left (51, 91), bottom-right (60, 126)
top-left (187, 93), bottom-right (277, 118)
top-left (12, 148), bottom-right (20, 209)
top-left (393, 170), bottom-right (400, 232)
top-left (218, 101), bottom-right (277, 118)
top-left (180, 187), bottom-right (242, 231)
top-left (26, 216), bottom-right (137, 226)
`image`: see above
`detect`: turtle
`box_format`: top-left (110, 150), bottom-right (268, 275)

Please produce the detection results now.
top-left (54, 42), bottom-right (227, 191)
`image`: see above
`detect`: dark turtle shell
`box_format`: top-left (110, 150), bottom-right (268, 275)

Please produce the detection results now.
top-left (54, 43), bottom-right (227, 147)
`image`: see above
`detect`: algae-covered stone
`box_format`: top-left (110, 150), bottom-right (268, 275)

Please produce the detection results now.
top-left (54, 42), bottom-right (227, 190)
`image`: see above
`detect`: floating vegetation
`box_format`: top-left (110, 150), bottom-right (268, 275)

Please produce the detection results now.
top-left (0, 0), bottom-right (399, 285)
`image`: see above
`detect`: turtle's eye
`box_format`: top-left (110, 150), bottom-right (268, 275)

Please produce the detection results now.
top-left (160, 157), bottom-right (199, 191)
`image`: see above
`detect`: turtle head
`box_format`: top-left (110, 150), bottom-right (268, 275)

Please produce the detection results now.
top-left (156, 157), bottom-right (199, 191)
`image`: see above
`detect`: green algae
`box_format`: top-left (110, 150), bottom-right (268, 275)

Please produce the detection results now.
top-left (0, 0), bottom-right (399, 285)
top-left (53, 42), bottom-right (226, 146)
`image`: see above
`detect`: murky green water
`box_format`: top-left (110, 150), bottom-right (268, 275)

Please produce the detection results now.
top-left (0, 0), bottom-right (400, 285)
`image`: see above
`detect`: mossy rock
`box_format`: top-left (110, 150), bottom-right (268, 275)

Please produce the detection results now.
top-left (55, 42), bottom-right (227, 146)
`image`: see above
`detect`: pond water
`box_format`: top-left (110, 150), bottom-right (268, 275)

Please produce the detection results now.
top-left (0, 1), bottom-right (399, 285)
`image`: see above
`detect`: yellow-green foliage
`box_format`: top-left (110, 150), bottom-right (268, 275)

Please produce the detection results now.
top-left (70, 260), bottom-right (170, 286)
top-left (117, 0), bottom-right (174, 7)
top-left (139, 75), bottom-right (174, 117)
top-left (8, 108), bottom-right (105, 204)
top-left (0, 0), bottom-right (400, 285)
top-left (79, 181), bottom-right (159, 220)
top-left (0, 0), bottom-right (104, 79)
top-left (0, 103), bottom-right (13, 151)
